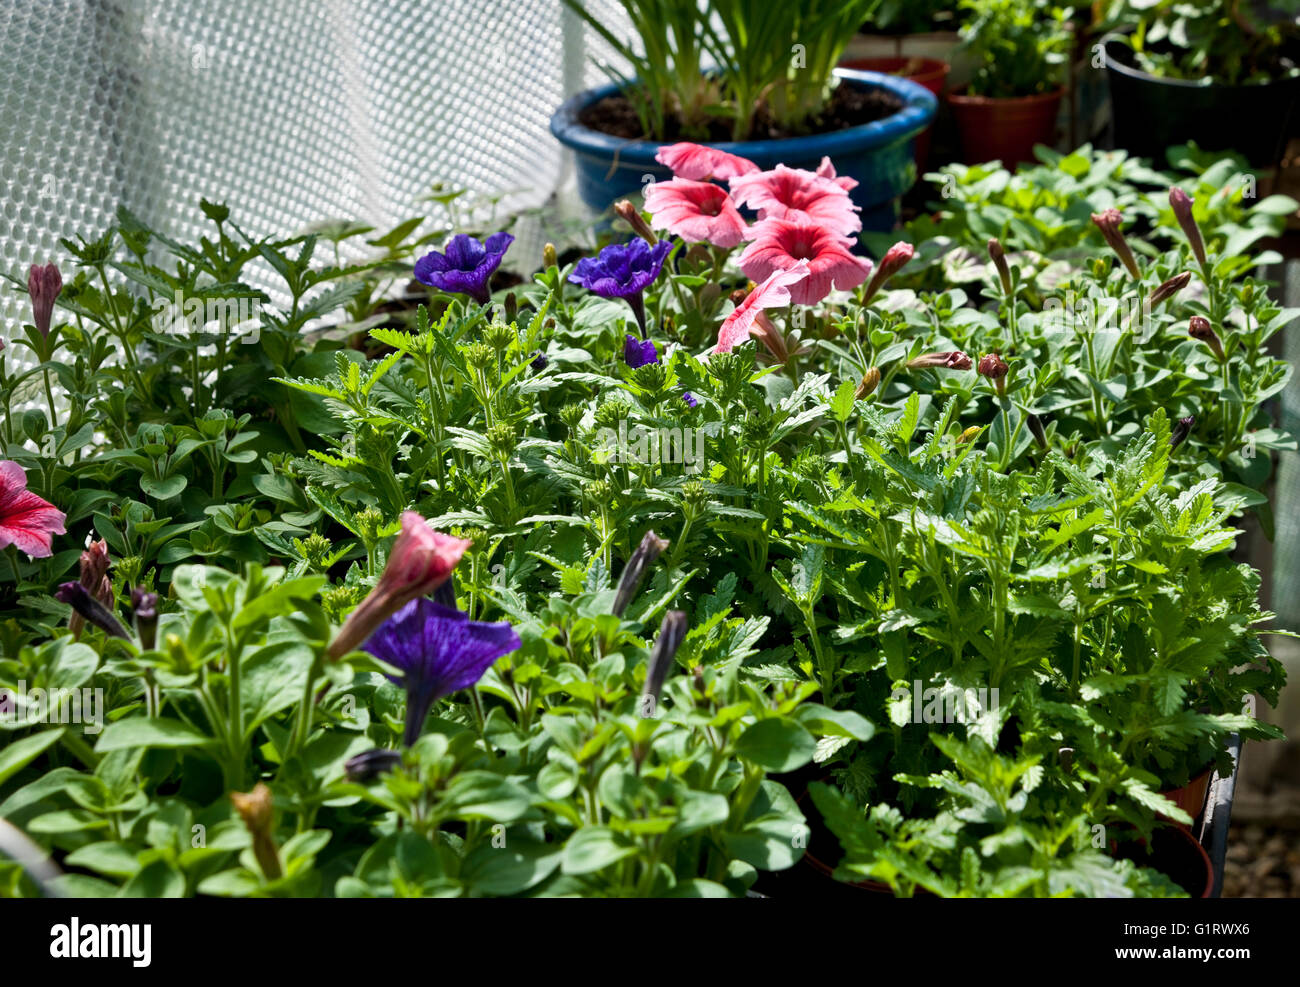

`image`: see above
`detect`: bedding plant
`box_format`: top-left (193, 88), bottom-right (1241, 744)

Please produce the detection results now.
top-left (0, 140), bottom-right (1292, 897)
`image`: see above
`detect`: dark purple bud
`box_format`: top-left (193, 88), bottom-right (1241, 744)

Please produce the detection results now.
top-left (56, 582), bottom-right (129, 639)
top-left (344, 748), bottom-right (403, 782)
top-left (131, 586), bottom-right (159, 650)
top-left (643, 610), bottom-right (688, 707)
top-left (614, 530), bottom-right (670, 617)
top-left (1188, 316), bottom-right (1224, 361)
top-left (1091, 209), bottom-right (1142, 280)
top-left (530, 350), bottom-right (548, 371)
top-left (1170, 187), bottom-right (1208, 270)
top-left (1171, 416), bottom-right (1195, 451)
top-left (907, 350), bottom-right (971, 371)
top-left (1027, 413), bottom-right (1047, 450)
top-left (1150, 271), bottom-right (1191, 308)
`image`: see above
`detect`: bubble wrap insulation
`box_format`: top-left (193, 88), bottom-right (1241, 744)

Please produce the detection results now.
top-left (0, 0), bottom-right (629, 381)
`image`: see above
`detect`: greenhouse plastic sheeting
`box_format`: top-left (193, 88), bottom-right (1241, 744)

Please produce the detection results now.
top-left (0, 0), bottom-right (626, 365)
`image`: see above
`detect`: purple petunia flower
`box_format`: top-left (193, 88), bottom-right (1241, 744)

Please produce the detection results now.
top-left (414, 232), bottom-right (514, 306)
top-left (682, 391), bottom-right (698, 408)
top-left (623, 334), bottom-right (659, 369)
top-left (363, 597), bottom-right (521, 745)
top-left (569, 237), bottom-right (672, 337)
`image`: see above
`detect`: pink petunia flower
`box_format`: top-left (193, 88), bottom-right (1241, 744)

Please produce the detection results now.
top-left (644, 178), bottom-right (748, 248)
top-left (729, 164), bottom-right (861, 238)
top-left (738, 220), bottom-right (872, 306)
top-left (655, 142), bottom-right (759, 182)
top-left (0, 460), bottom-right (66, 558)
top-left (815, 156), bottom-right (858, 192)
top-left (329, 512), bottom-right (472, 659)
top-left (714, 261), bottom-right (811, 355)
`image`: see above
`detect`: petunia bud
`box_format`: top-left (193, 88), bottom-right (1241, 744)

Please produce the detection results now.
top-left (328, 513), bottom-right (471, 659)
top-left (642, 610), bottom-right (688, 708)
top-left (56, 582), bottom-right (129, 639)
top-left (69, 538), bottom-right (113, 639)
top-left (614, 200), bottom-right (658, 246)
top-left (957, 426), bottom-right (982, 444)
top-left (1188, 316), bottom-right (1224, 361)
top-left (131, 587), bottom-right (159, 651)
top-left (1170, 415), bottom-right (1195, 451)
top-left (907, 350), bottom-right (972, 371)
top-left (1027, 413), bottom-right (1048, 450)
top-left (230, 783), bottom-right (283, 881)
top-left (987, 238), bottom-right (1013, 295)
top-left (855, 366), bottom-right (881, 400)
top-left (977, 352), bottom-right (1008, 381)
top-left (1149, 271), bottom-right (1192, 308)
top-left (27, 262), bottom-right (62, 338)
top-left (1169, 187), bottom-right (1207, 270)
top-left (862, 241), bottom-right (914, 305)
top-left (543, 242), bottom-right (558, 269)
top-left (1090, 209), bottom-right (1142, 280)
top-left (344, 748), bottom-right (402, 782)
top-left (614, 530), bottom-right (670, 617)
top-left (530, 350), bottom-right (548, 371)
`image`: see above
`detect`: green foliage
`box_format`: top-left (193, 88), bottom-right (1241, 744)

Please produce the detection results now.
top-left (958, 0), bottom-right (1074, 98)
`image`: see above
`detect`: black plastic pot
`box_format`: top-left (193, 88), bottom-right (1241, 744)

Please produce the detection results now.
top-left (1103, 36), bottom-right (1300, 167)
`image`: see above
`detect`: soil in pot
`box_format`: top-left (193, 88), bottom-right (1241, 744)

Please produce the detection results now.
top-left (947, 86), bottom-right (1062, 166)
top-left (1112, 827), bottom-right (1214, 898)
top-left (578, 81), bottom-right (903, 143)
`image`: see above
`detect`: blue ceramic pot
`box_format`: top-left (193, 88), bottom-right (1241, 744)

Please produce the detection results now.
top-left (550, 69), bottom-right (938, 232)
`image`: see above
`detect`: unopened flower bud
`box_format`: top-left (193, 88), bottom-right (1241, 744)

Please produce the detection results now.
top-left (1169, 187), bottom-right (1208, 270)
top-left (614, 530), bottom-right (670, 617)
top-left (957, 425), bottom-right (982, 444)
top-left (1188, 316), bottom-right (1224, 361)
top-left (855, 366), bottom-right (881, 399)
top-left (230, 783), bottom-right (282, 881)
top-left (27, 262), bottom-right (62, 338)
top-left (614, 200), bottom-right (657, 246)
top-left (1149, 271), bottom-right (1192, 308)
top-left (344, 748), bottom-right (402, 782)
top-left (131, 586), bottom-right (158, 650)
top-left (908, 350), bottom-right (971, 371)
top-left (543, 243), bottom-right (558, 269)
top-left (1170, 415), bottom-right (1195, 451)
top-left (987, 238), bottom-right (1012, 294)
top-left (1091, 209), bottom-right (1141, 280)
top-left (530, 350), bottom-right (548, 371)
top-left (862, 241), bottom-right (914, 304)
top-left (56, 582), bottom-right (129, 639)
top-left (642, 610), bottom-right (688, 708)
top-left (1027, 413), bottom-right (1048, 450)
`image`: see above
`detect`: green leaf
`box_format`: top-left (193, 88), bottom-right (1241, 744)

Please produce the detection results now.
top-left (0, 728), bottom-right (66, 787)
top-left (735, 718), bottom-right (817, 772)
top-left (94, 718), bottom-right (213, 753)
top-left (561, 826), bottom-right (636, 875)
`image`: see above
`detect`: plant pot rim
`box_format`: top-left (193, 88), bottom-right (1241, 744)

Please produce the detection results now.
top-left (550, 67), bottom-right (938, 164)
top-left (947, 84), bottom-right (1064, 106)
top-left (1114, 825), bottom-right (1215, 899)
top-left (1101, 32), bottom-right (1300, 92)
top-left (838, 56), bottom-right (951, 86)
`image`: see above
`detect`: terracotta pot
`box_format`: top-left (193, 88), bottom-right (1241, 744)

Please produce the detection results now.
top-left (947, 85), bottom-right (1063, 166)
top-left (839, 57), bottom-right (950, 170)
top-left (1112, 826), bottom-right (1214, 899)
top-left (1158, 766), bottom-right (1213, 829)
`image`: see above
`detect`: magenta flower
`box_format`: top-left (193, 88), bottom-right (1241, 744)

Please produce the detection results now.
top-left (655, 142), bottom-right (758, 182)
top-left (364, 598), bottom-right (521, 745)
top-left (27, 263), bottom-right (62, 338)
top-left (739, 221), bottom-right (871, 306)
top-left (623, 334), bottom-right (660, 368)
top-left (729, 165), bottom-right (861, 238)
top-left (643, 178), bottom-right (747, 248)
top-left (0, 460), bottom-right (66, 559)
top-left (714, 261), bottom-right (810, 355)
top-left (569, 238), bottom-right (673, 337)
top-left (815, 156), bottom-right (858, 192)
top-left (414, 233), bottom-right (514, 306)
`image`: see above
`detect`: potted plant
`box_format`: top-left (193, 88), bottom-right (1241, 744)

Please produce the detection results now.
top-left (550, 0), bottom-right (938, 230)
top-left (947, 0), bottom-right (1074, 166)
top-left (1100, 0), bottom-right (1300, 167)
